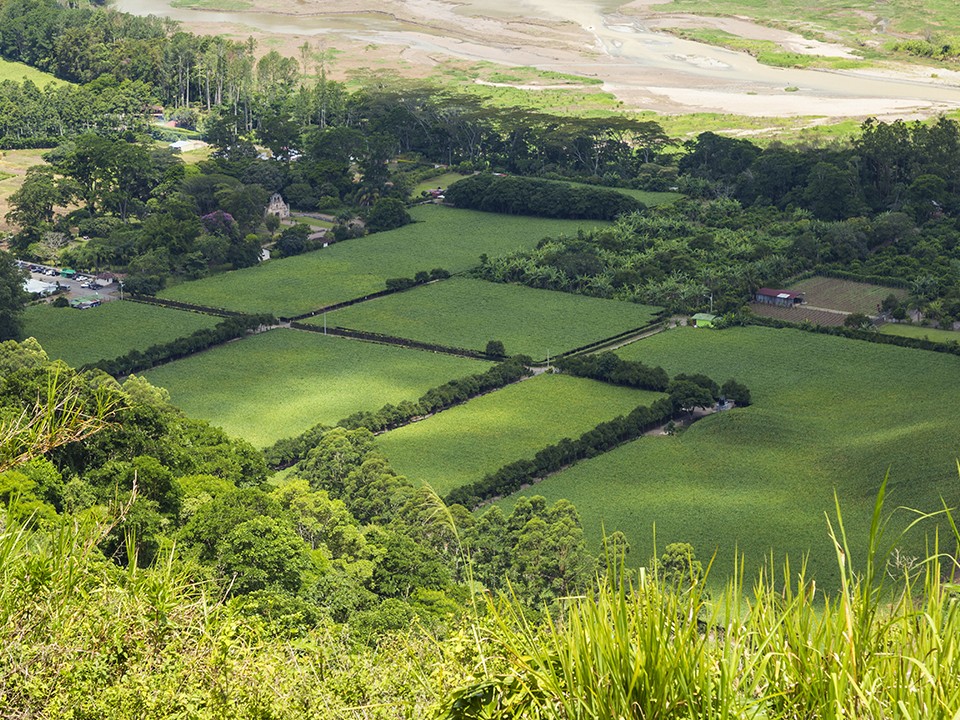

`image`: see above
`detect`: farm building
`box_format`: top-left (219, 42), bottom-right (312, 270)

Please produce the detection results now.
top-left (755, 288), bottom-right (803, 308)
top-left (691, 313), bottom-right (716, 328)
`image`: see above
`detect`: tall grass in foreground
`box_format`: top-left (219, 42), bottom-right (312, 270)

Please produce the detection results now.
top-left (441, 480), bottom-right (960, 719)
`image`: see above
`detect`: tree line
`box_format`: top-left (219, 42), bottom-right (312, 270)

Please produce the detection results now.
top-left (264, 357), bottom-right (533, 468)
top-left (444, 174), bottom-right (644, 220)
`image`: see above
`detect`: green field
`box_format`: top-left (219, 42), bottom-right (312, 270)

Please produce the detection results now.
top-left (786, 276), bottom-right (907, 314)
top-left (0, 58), bottom-right (62, 86)
top-left (880, 323), bottom-right (960, 343)
top-left (142, 328), bottom-right (490, 447)
top-left (665, 28), bottom-right (871, 69)
top-left (314, 278), bottom-right (661, 358)
top-left (413, 172), bottom-right (470, 196)
top-left (499, 326), bottom-right (960, 587)
top-left (653, 0), bottom-right (960, 42)
top-left (22, 301), bottom-right (221, 367)
top-left (378, 373), bottom-right (664, 495)
top-left (159, 205), bottom-right (600, 316)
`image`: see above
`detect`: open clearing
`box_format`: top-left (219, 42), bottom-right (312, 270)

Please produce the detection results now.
top-left (378, 373), bottom-right (664, 496)
top-left (786, 276), bottom-right (907, 314)
top-left (22, 301), bottom-right (220, 367)
top-left (0, 149), bottom-right (53, 232)
top-left (0, 58), bottom-right (62, 86)
top-left (159, 205), bottom-right (600, 316)
top-left (142, 328), bottom-right (490, 447)
top-left (498, 326), bottom-right (960, 586)
top-left (313, 278), bottom-right (662, 358)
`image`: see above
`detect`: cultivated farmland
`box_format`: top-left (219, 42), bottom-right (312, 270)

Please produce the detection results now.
top-left (158, 205), bottom-right (600, 316)
top-left (378, 373), bottom-right (664, 495)
top-left (23, 301), bottom-right (221, 367)
top-left (313, 278), bottom-right (662, 358)
top-left (749, 303), bottom-right (847, 326)
top-left (499, 326), bottom-right (960, 586)
top-left (786, 276), bottom-right (907, 314)
top-left (142, 328), bottom-right (490, 447)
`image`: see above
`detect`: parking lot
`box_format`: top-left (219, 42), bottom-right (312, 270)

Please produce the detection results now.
top-left (19, 261), bottom-right (120, 302)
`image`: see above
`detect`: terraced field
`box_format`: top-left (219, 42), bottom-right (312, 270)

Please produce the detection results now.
top-left (143, 329), bottom-right (490, 446)
top-left (499, 326), bottom-right (960, 586)
top-left (313, 278), bottom-right (662, 359)
top-left (159, 205), bottom-right (601, 316)
top-left (378, 373), bottom-right (664, 495)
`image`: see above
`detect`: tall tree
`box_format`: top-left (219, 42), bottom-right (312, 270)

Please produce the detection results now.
top-left (0, 252), bottom-right (27, 341)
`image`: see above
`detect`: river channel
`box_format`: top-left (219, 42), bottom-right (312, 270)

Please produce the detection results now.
top-left (112, 0), bottom-right (960, 117)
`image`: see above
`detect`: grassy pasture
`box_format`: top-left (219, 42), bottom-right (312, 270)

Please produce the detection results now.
top-left (880, 323), bottom-right (960, 343)
top-left (787, 276), bottom-right (907, 314)
top-left (413, 172), bottom-right (470, 196)
top-left (23, 301), bottom-right (220, 367)
top-left (499, 326), bottom-right (960, 587)
top-left (665, 28), bottom-right (871, 69)
top-left (377, 374), bottom-right (664, 496)
top-left (142, 328), bottom-right (489, 447)
top-left (159, 205), bottom-right (600, 316)
top-left (312, 278), bottom-right (662, 359)
top-left (0, 58), bottom-right (61, 86)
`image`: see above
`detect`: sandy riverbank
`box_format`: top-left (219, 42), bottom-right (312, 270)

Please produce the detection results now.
top-left (115, 0), bottom-right (960, 120)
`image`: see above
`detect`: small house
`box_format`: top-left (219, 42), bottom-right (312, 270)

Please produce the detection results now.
top-left (755, 288), bottom-right (803, 308)
top-left (691, 313), bottom-right (716, 328)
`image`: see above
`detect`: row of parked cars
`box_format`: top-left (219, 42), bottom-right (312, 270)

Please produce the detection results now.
top-left (16, 260), bottom-right (104, 288)
top-left (18, 261), bottom-right (60, 277)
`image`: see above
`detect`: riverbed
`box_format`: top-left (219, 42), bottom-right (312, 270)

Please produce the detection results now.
top-left (113, 0), bottom-right (960, 119)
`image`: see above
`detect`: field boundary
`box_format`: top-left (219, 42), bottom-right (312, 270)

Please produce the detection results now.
top-left (747, 314), bottom-right (960, 356)
top-left (445, 396), bottom-right (678, 509)
top-left (290, 322), bottom-right (498, 361)
top-left (558, 320), bottom-right (668, 359)
top-left (280, 280), bottom-right (443, 322)
top-left (130, 294), bottom-right (245, 318)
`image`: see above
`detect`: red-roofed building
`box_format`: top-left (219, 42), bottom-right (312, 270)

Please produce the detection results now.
top-left (755, 288), bottom-right (804, 307)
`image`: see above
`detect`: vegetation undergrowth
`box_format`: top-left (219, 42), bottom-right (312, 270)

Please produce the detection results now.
top-left (442, 479), bottom-right (960, 718)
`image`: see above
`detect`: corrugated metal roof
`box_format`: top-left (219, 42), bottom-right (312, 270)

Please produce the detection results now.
top-left (757, 287), bottom-right (800, 299)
